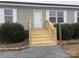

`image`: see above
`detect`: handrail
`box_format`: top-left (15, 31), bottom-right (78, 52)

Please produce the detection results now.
top-left (29, 20), bottom-right (32, 29)
top-left (29, 20), bottom-right (32, 47)
top-left (47, 20), bottom-right (55, 31)
top-left (44, 19), bottom-right (57, 41)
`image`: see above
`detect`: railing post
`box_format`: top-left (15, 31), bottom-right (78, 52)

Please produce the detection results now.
top-left (54, 27), bottom-right (57, 44)
top-left (29, 20), bottom-right (32, 47)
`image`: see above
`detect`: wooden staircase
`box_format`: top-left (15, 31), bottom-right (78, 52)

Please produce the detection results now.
top-left (29, 20), bottom-right (57, 47)
top-left (31, 29), bottom-right (57, 46)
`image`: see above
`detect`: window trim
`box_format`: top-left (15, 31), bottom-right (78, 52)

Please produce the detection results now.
top-left (4, 8), bottom-right (17, 23)
top-left (46, 10), bottom-right (67, 23)
top-left (74, 11), bottom-right (78, 23)
top-left (13, 8), bottom-right (17, 23)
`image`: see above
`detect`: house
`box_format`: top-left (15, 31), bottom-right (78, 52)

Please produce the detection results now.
top-left (0, 1), bottom-right (79, 46)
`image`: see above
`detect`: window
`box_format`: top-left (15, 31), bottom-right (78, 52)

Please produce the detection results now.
top-left (4, 8), bottom-right (13, 23)
top-left (49, 11), bottom-right (64, 23)
top-left (49, 11), bottom-right (56, 22)
top-left (57, 11), bottom-right (64, 22)
top-left (77, 11), bottom-right (79, 23)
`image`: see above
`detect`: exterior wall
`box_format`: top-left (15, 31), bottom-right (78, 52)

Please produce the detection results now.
top-left (17, 7), bottom-right (33, 30)
top-left (17, 7), bottom-right (77, 29)
top-left (16, 7), bottom-right (47, 30)
top-left (0, 5), bottom-right (79, 30)
top-left (67, 10), bottom-right (75, 23)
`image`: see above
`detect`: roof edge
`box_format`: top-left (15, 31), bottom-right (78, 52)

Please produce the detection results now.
top-left (0, 1), bottom-right (79, 8)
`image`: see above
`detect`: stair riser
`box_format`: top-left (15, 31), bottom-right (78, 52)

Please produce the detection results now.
top-left (32, 43), bottom-right (57, 46)
top-left (32, 39), bottom-right (52, 42)
top-left (32, 41), bottom-right (57, 45)
top-left (32, 37), bottom-right (51, 40)
top-left (31, 35), bottom-right (50, 38)
top-left (32, 41), bottom-right (54, 44)
top-left (31, 33), bottom-right (49, 35)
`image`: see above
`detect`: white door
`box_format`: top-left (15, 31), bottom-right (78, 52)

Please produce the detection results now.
top-left (33, 10), bottom-right (42, 28)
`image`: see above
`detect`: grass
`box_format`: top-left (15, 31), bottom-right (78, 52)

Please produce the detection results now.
top-left (62, 40), bottom-right (79, 58)
top-left (71, 56), bottom-right (79, 58)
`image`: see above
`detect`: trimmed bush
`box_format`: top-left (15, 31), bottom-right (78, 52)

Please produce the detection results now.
top-left (0, 23), bottom-right (26, 43)
top-left (72, 23), bottom-right (79, 39)
top-left (61, 24), bottom-right (74, 40)
top-left (55, 24), bottom-right (74, 40)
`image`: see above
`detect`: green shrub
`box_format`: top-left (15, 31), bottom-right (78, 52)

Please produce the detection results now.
top-left (72, 23), bottom-right (79, 39)
top-left (0, 23), bottom-right (26, 43)
top-left (55, 23), bottom-right (74, 40)
top-left (61, 24), bottom-right (74, 40)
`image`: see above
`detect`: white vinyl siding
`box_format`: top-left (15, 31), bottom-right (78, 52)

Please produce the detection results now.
top-left (46, 10), bottom-right (49, 19)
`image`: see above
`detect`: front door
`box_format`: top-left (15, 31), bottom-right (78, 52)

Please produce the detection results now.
top-left (33, 10), bottom-right (42, 28)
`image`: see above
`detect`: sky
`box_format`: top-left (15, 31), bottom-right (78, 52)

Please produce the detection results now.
top-left (1, 0), bottom-right (79, 5)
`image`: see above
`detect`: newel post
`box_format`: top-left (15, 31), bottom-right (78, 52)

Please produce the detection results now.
top-left (54, 27), bottom-right (57, 44)
top-left (29, 20), bottom-right (32, 47)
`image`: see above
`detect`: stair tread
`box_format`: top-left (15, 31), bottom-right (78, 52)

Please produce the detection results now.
top-left (32, 43), bottom-right (57, 46)
top-left (32, 30), bottom-right (48, 32)
top-left (31, 29), bottom-right (49, 35)
top-left (32, 31), bottom-right (49, 34)
top-left (31, 35), bottom-right (52, 39)
top-left (32, 42), bottom-right (57, 46)
top-left (32, 38), bottom-right (52, 41)
top-left (31, 35), bottom-right (50, 38)
top-left (32, 37), bottom-right (51, 40)
top-left (32, 40), bottom-right (54, 44)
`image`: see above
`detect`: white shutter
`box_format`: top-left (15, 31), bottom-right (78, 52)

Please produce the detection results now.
top-left (0, 8), bottom-right (5, 23)
top-left (13, 9), bottom-right (17, 23)
top-left (74, 11), bottom-right (77, 23)
top-left (46, 10), bottom-right (49, 20)
top-left (64, 11), bottom-right (67, 23)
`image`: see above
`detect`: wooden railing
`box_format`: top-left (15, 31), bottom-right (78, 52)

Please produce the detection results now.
top-left (29, 20), bottom-right (32, 47)
top-left (44, 20), bottom-right (57, 41)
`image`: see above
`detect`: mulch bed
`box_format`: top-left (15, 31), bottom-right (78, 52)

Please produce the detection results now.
top-left (60, 40), bottom-right (79, 58)
top-left (0, 39), bottom-right (29, 51)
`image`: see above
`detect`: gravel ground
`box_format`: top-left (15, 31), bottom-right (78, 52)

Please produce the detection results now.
top-left (0, 45), bottom-right (69, 58)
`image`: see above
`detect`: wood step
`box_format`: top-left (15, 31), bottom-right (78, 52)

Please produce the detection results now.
top-left (32, 41), bottom-right (57, 45)
top-left (32, 42), bottom-right (57, 46)
top-left (31, 34), bottom-right (50, 38)
top-left (31, 31), bottom-right (49, 35)
top-left (31, 38), bottom-right (52, 42)
top-left (32, 29), bottom-right (48, 32)
top-left (32, 29), bottom-right (47, 31)
top-left (31, 29), bottom-right (49, 35)
top-left (32, 38), bottom-right (56, 42)
top-left (32, 40), bottom-right (54, 44)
